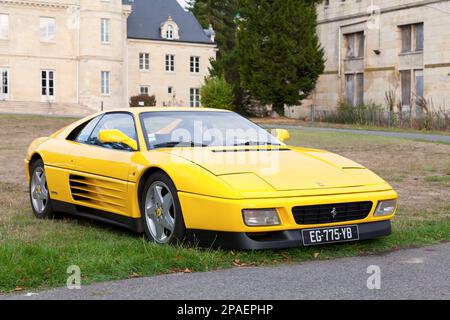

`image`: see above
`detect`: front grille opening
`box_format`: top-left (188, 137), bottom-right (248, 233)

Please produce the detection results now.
top-left (292, 201), bottom-right (373, 225)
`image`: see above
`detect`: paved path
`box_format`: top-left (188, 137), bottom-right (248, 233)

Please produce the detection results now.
top-left (264, 125), bottom-right (450, 143)
top-left (5, 243), bottom-right (450, 300)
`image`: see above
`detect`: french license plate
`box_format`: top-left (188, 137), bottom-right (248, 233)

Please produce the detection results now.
top-left (302, 225), bottom-right (359, 246)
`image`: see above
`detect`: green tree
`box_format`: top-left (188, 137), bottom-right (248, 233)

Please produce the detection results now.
top-left (200, 76), bottom-right (235, 110)
top-left (189, 0), bottom-right (242, 105)
top-left (236, 0), bottom-right (325, 114)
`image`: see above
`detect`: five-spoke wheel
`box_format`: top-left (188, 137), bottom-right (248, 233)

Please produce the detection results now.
top-left (141, 172), bottom-right (185, 244)
top-left (29, 159), bottom-right (54, 219)
top-left (145, 181), bottom-right (176, 243)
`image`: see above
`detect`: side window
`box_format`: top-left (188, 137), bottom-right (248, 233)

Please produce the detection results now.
top-left (88, 113), bottom-right (138, 151)
top-left (73, 116), bottom-right (103, 143)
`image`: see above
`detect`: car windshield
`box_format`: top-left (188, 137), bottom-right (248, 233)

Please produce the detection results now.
top-left (140, 111), bottom-right (281, 149)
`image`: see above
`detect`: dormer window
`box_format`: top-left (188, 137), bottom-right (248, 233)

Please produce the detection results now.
top-left (166, 25), bottom-right (174, 40)
top-left (161, 16), bottom-right (180, 40)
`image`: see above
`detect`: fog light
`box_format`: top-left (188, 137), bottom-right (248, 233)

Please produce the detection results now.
top-left (243, 209), bottom-right (281, 226)
top-left (374, 200), bottom-right (397, 217)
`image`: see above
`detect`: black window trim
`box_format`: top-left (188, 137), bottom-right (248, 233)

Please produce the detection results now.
top-left (67, 114), bottom-right (104, 143)
top-left (74, 111), bottom-right (140, 152)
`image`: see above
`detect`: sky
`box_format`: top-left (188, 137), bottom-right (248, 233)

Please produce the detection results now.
top-left (177, 0), bottom-right (188, 9)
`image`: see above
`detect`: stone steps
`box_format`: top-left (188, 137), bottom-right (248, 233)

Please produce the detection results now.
top-left (0, 100), bottom-right (96, 117)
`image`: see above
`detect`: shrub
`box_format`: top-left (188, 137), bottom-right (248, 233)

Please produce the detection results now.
top-left (333, 101), bottom-right (385, 125)
top-left (130, 94), bottom-right (157, 108)
top-left (315, 100), bottom-right (450, 132)
top-left (200, 76), bottom-right (235, 111)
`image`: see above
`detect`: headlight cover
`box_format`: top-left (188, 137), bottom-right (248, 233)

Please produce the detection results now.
top-left (243, 209), bottom-right (281, 226)
top-left (374, 200), bottom-right (397, 217)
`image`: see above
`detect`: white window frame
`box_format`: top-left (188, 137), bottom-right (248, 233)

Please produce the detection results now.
top-left (41, 70), bottom-right (55, 101)
top-left (101, 71), bottom-right (110, 95)
top-left (139, 86), bottom-right (150, 95)
top-left (40, 17), bottom-right (56, 43)
top-left (166, 25), bottom-right (174, 40)
top-left (139, 53), bottom-right (150, 71)
top-left (190, 88), bottom-right (200, 108)
top-left (0, 14), bottom-right (9, 40)
top-left (1, 67), bottom-right (8, 100)
top-left (190, 56), bottom-right (200, 73)
top-left (165, 54), bottom-right (175, 72)
top-left (101, 18), bottom-right (110, 44)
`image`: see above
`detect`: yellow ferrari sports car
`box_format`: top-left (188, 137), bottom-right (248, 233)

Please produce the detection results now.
top-left (25, 108), bottom-right (398, 249)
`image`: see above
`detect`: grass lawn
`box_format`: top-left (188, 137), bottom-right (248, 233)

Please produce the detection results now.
top-left (0, 114), bottom-right (449, 294)
top-left (252, 117), bottom-right (450, 136)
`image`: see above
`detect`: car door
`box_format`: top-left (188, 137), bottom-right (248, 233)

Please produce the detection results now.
top-left (67, 112), bottom-right (139, 215)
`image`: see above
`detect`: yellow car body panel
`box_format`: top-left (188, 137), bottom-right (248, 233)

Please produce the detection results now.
top-left (178, 189), bottom-right (397, 232)
top-left (25, 107), bottom-right (398, 249)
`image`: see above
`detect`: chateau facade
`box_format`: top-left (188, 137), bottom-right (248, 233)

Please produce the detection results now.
top-left (0, 0), bottom-right (216, 115)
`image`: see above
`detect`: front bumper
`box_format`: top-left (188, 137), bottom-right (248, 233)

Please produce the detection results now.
top-left (178, 189), bottom-right (397, 233)
top-left (186, 220), bottom-right (392, 250)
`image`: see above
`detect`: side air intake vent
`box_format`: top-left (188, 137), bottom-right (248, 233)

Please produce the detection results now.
top-left (69, 175), bottom-right (127, 212)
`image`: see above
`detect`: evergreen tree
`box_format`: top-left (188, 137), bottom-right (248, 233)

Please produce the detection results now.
top-left (236, 0), bottom-right (325, 114)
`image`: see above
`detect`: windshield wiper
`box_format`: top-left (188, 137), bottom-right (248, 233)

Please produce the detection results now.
top-left (153, 141), bottom-right (208, 148)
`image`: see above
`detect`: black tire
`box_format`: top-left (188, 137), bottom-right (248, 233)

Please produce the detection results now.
top-left (140, 172), bottom-right (186, 245)
top-left (29, 159), bottom-right (55, 219)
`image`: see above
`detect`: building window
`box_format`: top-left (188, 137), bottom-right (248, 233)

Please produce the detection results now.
top-left (190, 88), bottom-right (200, 107)
top-left (415, 69), bottom-right (424, 116)
top-left (345, 32), bottom-right (364, 58)
top-left (400, 69), bottom-right (424, 113)
top-left (165, 54), bottom-right (175, 72)
top-left (415, 24), bottom-right (424, 51)
top-left (0, 14), bottom-right (9, 39)
top-left (190, 56), bottom-right (200, 73)
top-left (168, 87), bottom-right (173, 95)
top-left (400, 23), bottom-right (423, 53)
top-left (166, 25), bottom-right (174, 40)
top-left (1, 68), bottom-right (8, 99)
top-left (101, 71), bottom-right (110, 95)
top-left (161, 17), bottom-right (179, 40)
top-left (40, 17), bottom-right (55, 42)
top-left (345, 73), bottom-right (364, 106)
top-left (101, 18), bottom-right (110, 43)
top-left (140, 86), bottom-right (149, 95)
top-left (400, 70), bottom-right (411, 110)
top-left (41, 70), bottom-right (55, 99)
top-left (139, 53), bottom-right (150, 71)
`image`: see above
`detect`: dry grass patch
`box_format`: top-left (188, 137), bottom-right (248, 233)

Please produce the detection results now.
top-left (0, 115), bottom-right (75, 186)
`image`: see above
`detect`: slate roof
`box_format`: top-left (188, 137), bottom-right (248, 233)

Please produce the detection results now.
top-left (123, 0), bottom-right (214, 45)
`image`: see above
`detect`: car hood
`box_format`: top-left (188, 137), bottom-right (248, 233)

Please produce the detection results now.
top-left (164, 147), bottom-right (389, 192)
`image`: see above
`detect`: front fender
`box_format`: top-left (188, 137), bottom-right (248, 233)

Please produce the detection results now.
top-left (25, 137), bottom-right (49, 162)
top-left (134, 151), bottom-right (244, 200)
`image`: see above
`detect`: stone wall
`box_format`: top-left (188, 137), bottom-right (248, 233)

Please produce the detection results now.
top-left (313, 0), bottom-right (450, 113)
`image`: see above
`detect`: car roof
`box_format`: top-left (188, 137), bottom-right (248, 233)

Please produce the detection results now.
top-left (105, 107), bottom-right (233, 115)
